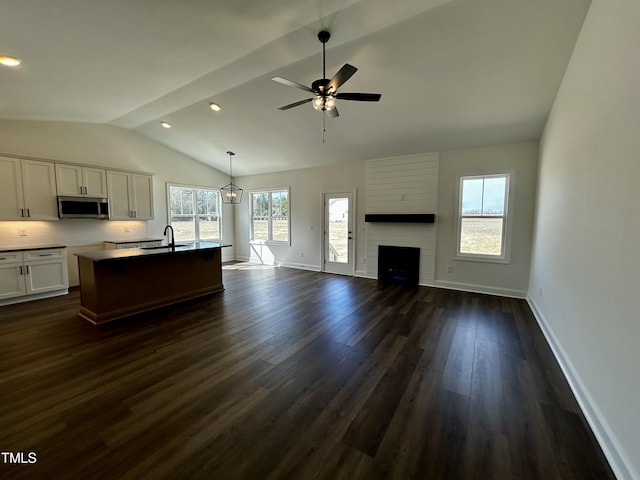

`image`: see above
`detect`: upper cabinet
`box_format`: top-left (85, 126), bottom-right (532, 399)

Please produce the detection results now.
top-left (55, 164), bottom-right (107, 197)
top-left (0, 156), bottom-right (58, 220)
top-left (107, 171), bottom-right (154, 220)
top-left (1, 154), bottom-right (153, 222)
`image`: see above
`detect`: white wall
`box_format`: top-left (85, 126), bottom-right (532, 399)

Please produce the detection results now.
top-left (0, 120), bottom-right (235, 280)
top-left (435, 142), bottom-right (538, 297)
top-left (235, 144), bottom-right (537, 296)
top-left (234, 161), bottom-right (367, 272)
top-left (528, 1), bottom-right (640, 479)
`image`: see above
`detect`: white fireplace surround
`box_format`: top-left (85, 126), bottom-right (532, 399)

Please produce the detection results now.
top-left (364, 153), bottom-right (439, 286)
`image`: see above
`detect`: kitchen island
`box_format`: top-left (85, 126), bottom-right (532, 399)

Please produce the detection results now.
top-left (75, 242), bottom-right (229, 324)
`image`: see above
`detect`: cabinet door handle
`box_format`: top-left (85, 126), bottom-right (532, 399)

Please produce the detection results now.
top-left (20, 208), bottom-right (25, 217)
top-left (26, 265), bottom-right (30, 274)
top-left (19, 265), bottom-right (23, 275)
top-left (37, 253), bottom-right (53, 257)
top-left (0, 257), bottom-right (5, 260)
top-left (26, 208), bottom-right (30, 217)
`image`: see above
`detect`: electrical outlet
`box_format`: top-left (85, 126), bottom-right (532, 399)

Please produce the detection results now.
top-left (539, 287), bottom-right (543, 297)
top-left (18, 229), bottom-right (28, 236)
top-left (447, 265), bottom-right (454, 273)
top-left (124, 226), bottom-right (130, 233)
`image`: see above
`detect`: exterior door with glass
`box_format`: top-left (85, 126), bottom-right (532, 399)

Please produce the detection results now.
top-left (323, 191), bottom-right (354, 275)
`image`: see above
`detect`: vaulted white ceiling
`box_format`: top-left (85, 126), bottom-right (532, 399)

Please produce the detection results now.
top-left (0, 0), bottom-right (591, 175)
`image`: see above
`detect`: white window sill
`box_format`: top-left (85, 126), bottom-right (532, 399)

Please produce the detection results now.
top-left (453, 254), bottom-right (510, 265)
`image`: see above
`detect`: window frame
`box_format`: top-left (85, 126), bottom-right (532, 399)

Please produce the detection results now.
top-left (166, 183), bottom-right (222, 243)
top-left (454, 172), bottom-right (512, 264)
top-left (249, 187), bottom-right (291, 246)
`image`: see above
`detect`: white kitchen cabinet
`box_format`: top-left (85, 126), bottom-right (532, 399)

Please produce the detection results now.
top-left (0, 252), bottom-right (26, 300)
top-left (0, 248), bottom-right (68, 304)
top-left (24, 249), bottom-right (69, 295)
top-left (107, 171), bottom-right (154, 220)
top-left (55, 164), bottom-right (107, 197)
top-left (0, 156), bottom-right (58, 220)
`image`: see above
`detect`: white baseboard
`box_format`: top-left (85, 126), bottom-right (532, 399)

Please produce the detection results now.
top-left (435, 280), bottom-right (527, 298)
top-left (527, 297), bottom-right (636, 480)
top-left (278, 261), bottom-right (321, 272)
top-left (356, 272), bottom-right (375, 279)
top-left (0, 288), bottom-right (69, 307)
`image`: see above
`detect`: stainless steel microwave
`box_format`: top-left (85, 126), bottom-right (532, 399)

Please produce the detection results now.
top-left (57, 196), bottom-right (109, 219)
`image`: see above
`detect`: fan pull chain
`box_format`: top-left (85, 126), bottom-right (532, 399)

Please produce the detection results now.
top-left (322, 112), bottom-right (326, 143)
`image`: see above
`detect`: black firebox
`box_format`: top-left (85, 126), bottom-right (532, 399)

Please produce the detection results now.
top-left (377, 245), bottom-right (420, 285)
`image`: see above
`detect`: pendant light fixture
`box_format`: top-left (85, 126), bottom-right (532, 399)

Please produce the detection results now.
top-left (220, 151), bottom-right (243, 204)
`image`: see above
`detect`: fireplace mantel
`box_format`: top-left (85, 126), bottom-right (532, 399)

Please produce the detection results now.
top-left (364, 214), bottom-right (435, 223)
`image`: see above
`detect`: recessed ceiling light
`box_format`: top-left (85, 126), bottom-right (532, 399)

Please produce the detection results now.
top-left (160, 121), bottom-right (172, 129)
top-left (0, 56), bottom-right (22, 67)
top-left (209, 102), bottom-right (222, 112)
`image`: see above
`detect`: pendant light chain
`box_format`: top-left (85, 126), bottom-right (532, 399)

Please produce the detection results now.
top-left (220, 151), bottom-right (243, 204)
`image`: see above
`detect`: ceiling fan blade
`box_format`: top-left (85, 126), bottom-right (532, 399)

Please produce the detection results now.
top-left (272, 76), bottom-right (316, 94)
top-left (327, 107), bottom-right (339, 119)
top-left (278, 98), bottom-right (314, 110)
top-left (326, 64), bottom-right (358, 94)
top-left (335, 92), bottom-right (382, 102)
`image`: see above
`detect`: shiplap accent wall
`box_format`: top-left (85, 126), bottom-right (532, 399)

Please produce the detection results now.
top-left (365, 153), bottom-right (439, 285)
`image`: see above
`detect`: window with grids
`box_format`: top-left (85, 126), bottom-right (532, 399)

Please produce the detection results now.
top-left (250, 189), bottom-right (289, 244)
top-left (167, 184), bottom-right (221, 242)
top-left (457, 174), bottom-right (510, 259)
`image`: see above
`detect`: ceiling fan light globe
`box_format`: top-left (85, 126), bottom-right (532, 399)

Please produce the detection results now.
top-left (312, 96), bottom-right (336, 111)
top-left (324, 97), bottom-right (336, 110)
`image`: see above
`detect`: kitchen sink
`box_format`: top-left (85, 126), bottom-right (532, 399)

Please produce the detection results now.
top-left (140, 243), bottom-right (193, 250)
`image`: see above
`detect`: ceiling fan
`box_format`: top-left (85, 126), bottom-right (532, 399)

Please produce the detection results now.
top-left (272, 30), bottom-right (382, 118)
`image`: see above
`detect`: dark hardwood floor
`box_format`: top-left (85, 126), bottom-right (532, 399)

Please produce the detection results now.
top-left (0, 264), bottom-right (615, 479)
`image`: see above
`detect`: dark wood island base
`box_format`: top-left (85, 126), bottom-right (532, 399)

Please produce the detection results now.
top-left (75, 242), bottom-right (228, 324)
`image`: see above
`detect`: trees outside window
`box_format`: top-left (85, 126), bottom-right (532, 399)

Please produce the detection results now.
top-left (251, 189), bottom-right (289, 244)
top-left (168, 184), bottom-right (221, 242)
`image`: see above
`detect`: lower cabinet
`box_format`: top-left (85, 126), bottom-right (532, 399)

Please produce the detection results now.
top-left (0, 252), bottom-right (26, 300)
top-left (0, 248), bottom-right (69, 304)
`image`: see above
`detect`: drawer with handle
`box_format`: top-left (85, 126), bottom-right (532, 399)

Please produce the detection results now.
top-left (24, 249), bottom-right (66, 262)
top-left (0, 251), bottom-right (24, 265)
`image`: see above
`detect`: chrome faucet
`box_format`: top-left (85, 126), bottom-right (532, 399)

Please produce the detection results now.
top-left (163, 225), bottom-right (175, 249)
